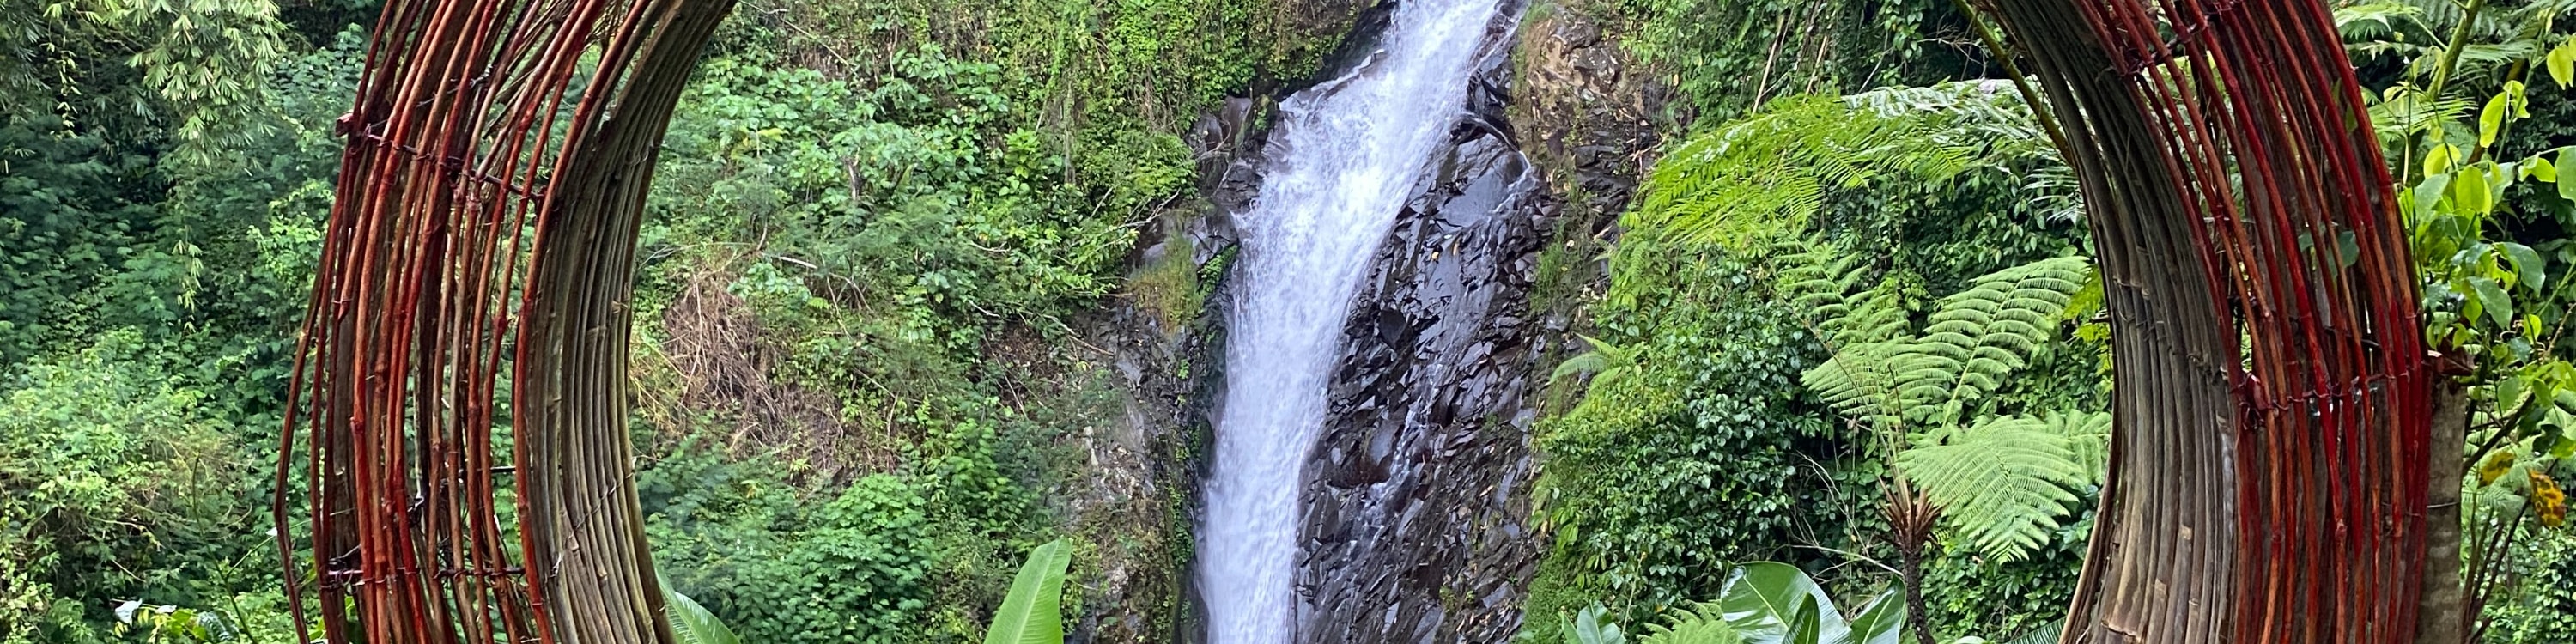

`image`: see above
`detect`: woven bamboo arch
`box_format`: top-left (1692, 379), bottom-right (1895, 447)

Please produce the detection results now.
top-left (275, 0), bottom-right (735, 641)
top-left (1983, 0), bottom-right (2435, 642)
top-left (276, 0), bottom-right (2439, 641)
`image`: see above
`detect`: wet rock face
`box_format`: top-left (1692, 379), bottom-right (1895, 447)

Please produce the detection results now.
top-left (1510, 3), bottom-right (1663, 220)
top-left (1291, 31), bottom-right (1552, 644)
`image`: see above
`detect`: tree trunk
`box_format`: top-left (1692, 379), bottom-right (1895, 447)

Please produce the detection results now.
top-left (2415, 380), bottom-right (2470, 644)
top-left (1899, 547), bottom-right (1935, 644)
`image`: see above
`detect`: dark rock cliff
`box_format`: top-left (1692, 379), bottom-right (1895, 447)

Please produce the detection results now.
top-left (1289, 20), bottom-right (1551, 643)
top-left (1288, 3), bottom-right (1660, 641)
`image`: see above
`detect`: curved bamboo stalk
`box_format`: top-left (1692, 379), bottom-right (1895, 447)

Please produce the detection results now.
top-left (275, 0), bottom-right (735, 641)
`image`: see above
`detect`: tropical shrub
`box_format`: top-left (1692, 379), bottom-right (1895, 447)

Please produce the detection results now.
top-left (0, 333), bottom-right (257, 644)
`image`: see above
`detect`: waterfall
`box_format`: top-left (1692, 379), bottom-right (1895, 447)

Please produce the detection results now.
top-left (1198, 1), bottom-right (1511, 642)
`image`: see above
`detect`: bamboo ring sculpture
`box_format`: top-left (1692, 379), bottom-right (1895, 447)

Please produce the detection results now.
top-left (276, 0), bottom-right (2434, 641)
top-left (1982, 0), bottom-right (2434, 642)
top-left (273, 0), bottom-right (735, 641)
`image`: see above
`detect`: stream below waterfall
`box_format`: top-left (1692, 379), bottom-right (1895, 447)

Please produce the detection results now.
top-left (1196, 1), bottom-right (1516, 642)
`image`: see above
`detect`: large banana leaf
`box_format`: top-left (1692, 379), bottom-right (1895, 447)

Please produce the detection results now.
top-left (985, 538), bottom-right (1074, 644)
top-left (1716, 562), bottom-right (1904, 644)
top-left (1562, 603), bottom-right (1628, 644)
top-left (659, 575), bottom-right (740, 644)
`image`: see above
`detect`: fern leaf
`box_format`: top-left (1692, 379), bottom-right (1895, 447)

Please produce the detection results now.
top-left (1639, 603), bottom-right (1743, 644)
top-left (2049, 411), bottom-right (2113, 483)
top-left (1897, 415), bottom-right (2093, 562)
top-left (1637, 95), bottom-right (1978, 252)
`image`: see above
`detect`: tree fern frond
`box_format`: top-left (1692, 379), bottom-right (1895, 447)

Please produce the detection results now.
top-left (1636, 95), bottom-right (1978, 252)
top-left (2048, 410), bottom-right (2113, 483)
top-left (1552, 335), bottom-right (1639, 387)
top-left (1914, 257), bottom-right (2092, 424)
top-left (1637, 603), bottom-right (1742, 644)
top-left (1897, 414), bottom-right (2093, 562)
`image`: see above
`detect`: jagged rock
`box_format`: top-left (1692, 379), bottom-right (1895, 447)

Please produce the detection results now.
top-left (1167, 3), bottom-right (1662, 642)
top-left (1290, 14), bottom-right (1549, 643)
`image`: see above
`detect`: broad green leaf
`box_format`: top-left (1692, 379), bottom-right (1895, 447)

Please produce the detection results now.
top-left (2503, 374), bottom-right (2531, 412)
top-left (2550, 39), bottom-right (2576, 88)
top-left (1567, 604), bottom-right (1628, 644)
top-left (2415, 173), bottom-right (2453, 216)
top-left (1832, 590), bottom-right (1907, 644)
top-left (2471, 277), bottom-right (2512, 328)
top-left (1789, 597), bottom-right (1821, 644)
top-left (659, 577), bottom-right (741, 644)
top-left (2526, 157), bottom-right (2557, 183)
top-left (2500, 242), bottom-right (2545, 291)
top-left (1719, 562), bottom-right (1846, 644)
top-left (2562, 149), bottom-right (2576, 202)
top-left (986, 538), bottom-right (1074, 644)
top-left (2453, 165), bottom-right (2494, 215)
top-left (2481, 93), bottom-right (2508, 148)
top-left (2427, 144), bottom-right (2458, 177)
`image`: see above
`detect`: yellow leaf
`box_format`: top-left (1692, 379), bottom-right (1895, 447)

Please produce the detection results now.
top-left (2476, 449), bottom-right (2517, 487)
top-left (2480, 93), bottom-right (2508, 148)
top-left (2532, 471), bottom-right (2566, 528)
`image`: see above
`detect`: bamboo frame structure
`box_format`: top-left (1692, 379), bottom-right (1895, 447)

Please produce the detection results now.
top-left (1981, 0), bottom-right (2435, 641)
top-left (273, 0), bottom-right (734, 641)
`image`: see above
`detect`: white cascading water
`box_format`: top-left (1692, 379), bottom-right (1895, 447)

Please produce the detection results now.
top-left (1198, 0), bottom-right (1509, 642)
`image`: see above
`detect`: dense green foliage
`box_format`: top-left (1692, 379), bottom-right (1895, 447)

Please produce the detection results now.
top-left (1593, 0), bottom-right (1967, 123)
top-left (3, 0), bottom-right (1325, 640)
top-left (1528, 80), bottom-right (2101, 639)
top-left (15, 0), bottom-right (2576, 641)
top-left (1547, 562), bottom-right (1907, 644)
top-left (0, 334), bottom-right (282, 643)
top-left (2340, 2), bottom-right (2576, 639)
top-left (0, 20), bottom-right (353, 641)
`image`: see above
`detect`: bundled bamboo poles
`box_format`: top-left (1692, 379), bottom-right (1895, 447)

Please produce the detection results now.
top-left (273, 0), bottom-right (733, 641)
top-left (1978, 0), bottom-right (2433, 642)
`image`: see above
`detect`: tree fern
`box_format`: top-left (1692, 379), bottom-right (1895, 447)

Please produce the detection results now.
top-left (1637, 95), bottom-right (1974, 252)
top-left (1895, 411), bottom-right (2110, 562)
top-left (1799, 256), bottom-right (2092, 431)
top-left (1553, 335), bottom-right (1643, 388)
top-left (1637, 603), bottom-right (1742, 644)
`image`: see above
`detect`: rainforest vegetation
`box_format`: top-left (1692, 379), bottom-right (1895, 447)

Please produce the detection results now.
top-left (3, 0), bottom-right (2573, 642)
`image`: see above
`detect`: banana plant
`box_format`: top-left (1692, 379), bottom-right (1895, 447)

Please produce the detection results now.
top-left (985, 538), bottom-right (1073, 644)
top-left (1715, 562), bottom-right (1905, 644)
top-left (1561, 562), bottom-right (1904, 644)
top-left (660, 579), bottom-right (741, 644)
